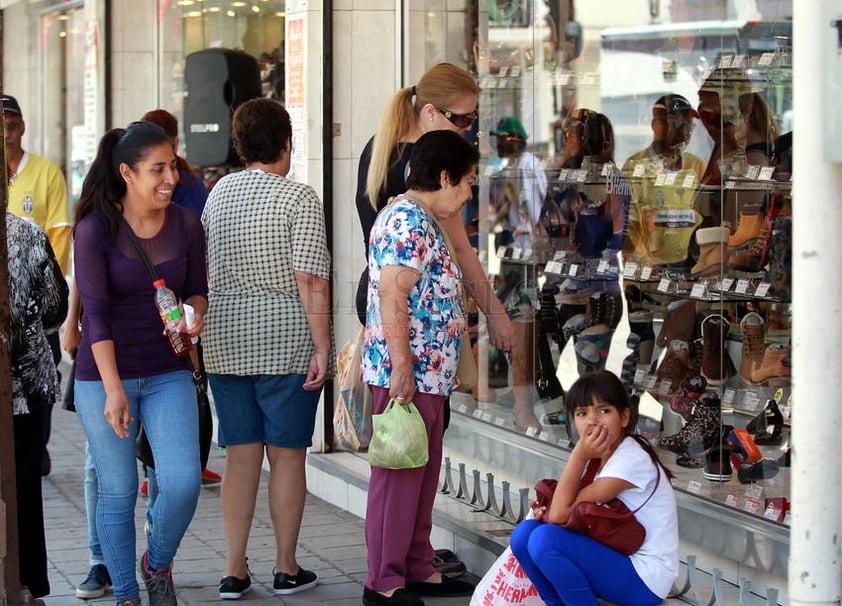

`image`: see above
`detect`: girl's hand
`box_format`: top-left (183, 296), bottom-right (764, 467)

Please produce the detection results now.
top-left (103, 388), bottom-right (132, 438)
top-left (529, 499), bottom-right (547, 521)
top-left (573, 422), bottom-right (612, 460)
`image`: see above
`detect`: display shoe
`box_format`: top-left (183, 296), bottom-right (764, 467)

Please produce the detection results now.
top-left (597, 292), bottom-right (623, 330)
top-left (728, 213), bottom-right (773, 272)
top-left (658, 395), bottom-right (722, 455)
top-left (544, 409), bottom-right (567, 425)
top-left (737, 458), bottom-right (780, 484)
top-left (777, 445), bottom-right (791, 467)
top-left (620, 333), bottom-right (641, 389)
top-left (746, 399), bottom-right (784, 445)
top-left (700, 313), bottom-right (734, 386)
top-left (628, 309), bottom-right (656, 367)
top-left (562, 312), bottom-right (593, 344)
top-left (703, 445), bottom-right (733, 482)
top-left (750, 343), bottom-right (791, 385)
top-left (727, 211), bottom-right (766, 253)
top-left (690, 226), bottom-right (730, 277)
top-left (655, 339), bottom-right (694, 394)
top-left (656, 299), bottom-right (697, 348)
top-left (573, 324), bottom-right (613, 375)
top-left (670, 374), bottom-right (707, 419)
top-left (767, 214), bottom-right (792, 302)
top-left (739, 312), bottom-right (766, 383)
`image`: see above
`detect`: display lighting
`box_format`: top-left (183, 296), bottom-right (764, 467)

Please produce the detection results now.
top-left (177, 0), bottom-right (195, 5)
top-left (185, 10), bottom-right (203, 17)
top-left (232, 1), bottom-right (247, 6)
top-left (227, 9), bottom-right (235, 16)
top-left (252, 5), bottom-right (260, 12)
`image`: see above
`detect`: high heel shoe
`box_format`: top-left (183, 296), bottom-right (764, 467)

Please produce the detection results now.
top-left (747, 399), bottom-right (784, 445)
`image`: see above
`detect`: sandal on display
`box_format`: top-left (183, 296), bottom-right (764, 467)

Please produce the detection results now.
top-left (737, 458), bottom-right (780, 484)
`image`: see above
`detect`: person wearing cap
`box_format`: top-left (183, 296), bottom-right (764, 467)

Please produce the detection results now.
top-left (488, 116), bottom-right (547, 433)
top-left (621, 94), bottom-right (705, 268)
top-left (3, 93), bottom-right (71, 477)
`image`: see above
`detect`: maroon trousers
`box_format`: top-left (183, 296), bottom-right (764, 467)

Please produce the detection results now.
top-left (364, 386), bottom-right (445, 591)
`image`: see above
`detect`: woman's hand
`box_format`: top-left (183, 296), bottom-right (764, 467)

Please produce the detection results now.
top-left (103, 387), bottom-right (132, 438)
top-left (486, 311), bottom-right (514, 352)
top-left (62, 321), bottom-right (81, 359)
top-left (303, 350), bottom-right (329, 390)
top-left (388, 360), bottom-right (416, 404)
top-left (529, 499), bottom-right (548, 522)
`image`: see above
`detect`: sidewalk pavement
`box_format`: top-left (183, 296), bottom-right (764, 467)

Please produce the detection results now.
top-left (40, 405), bottom-right (475, 606)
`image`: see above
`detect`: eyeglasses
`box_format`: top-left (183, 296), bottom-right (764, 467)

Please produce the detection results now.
top-left (436, 107), bottom-right (478, 128)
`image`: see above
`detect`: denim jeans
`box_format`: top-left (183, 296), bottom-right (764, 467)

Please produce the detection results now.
top-left (75, 371), bottom-right (201, 601)
top-left (83, 442), bottom-right (104, 566)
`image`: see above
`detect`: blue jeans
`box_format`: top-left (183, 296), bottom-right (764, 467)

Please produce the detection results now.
top-left (75, 371), bottom-right (201, 601)
top-left (84, 442), bottom-right (104, 566)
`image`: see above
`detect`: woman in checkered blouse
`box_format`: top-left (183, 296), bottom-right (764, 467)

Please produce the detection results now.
top-left (201, 98), bottom-right (333, 600)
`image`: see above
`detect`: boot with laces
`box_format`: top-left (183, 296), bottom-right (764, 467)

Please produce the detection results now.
top-left (628, 309), bottom-right (655, 367)
top-left (690, 226), bottom-right (729, 277)
top-left (700, 313), bottom-right (735, 386)
top-left (659, 395), bottom-right (722, 455)
top-left (739, 312), bottom-right (766, 382)
top-left (750, 343), bottom-right (791, 385)
top-left (727, 211), bottom-right (765, 253)
top-left (139, 550), bottom-right (176, 606)
top-left (656, 299), bottom-right (696, 348)
top-left (654, 339), bottom-right (693, 395)
top-left (728, 213), bottom-right (772, 272)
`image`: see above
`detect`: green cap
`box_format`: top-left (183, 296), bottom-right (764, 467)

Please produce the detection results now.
top-left (491, 116), bottom-right (527, 139)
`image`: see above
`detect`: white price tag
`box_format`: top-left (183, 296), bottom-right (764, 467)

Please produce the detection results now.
top-left (498, 66), bottom-right (510, 77)
top-left (596, 260), bottom-right (610, 273)
top-left (658, 380), bottom-right (672, 396)
top-left (526, 425), bottom-right (540, 437)
top-left (645, 374), bottom-right (657, 390)
top-left (743, 499), bottom-right (760, 514)
top-left (511, 248), bottom-right (523, 260)
top-left (687, 480), bottom-right (702, 494)
top-left (746, 165), bottom-right (761, 180)
top-left (745, 484), bottom-right (763, 499)
top-left (494, 417), bottom-right (506, 427)
top-left (496, 246), bottom-right (509, 259)
top-left (634, 369), bottom-right (646, 385)
top-left (472, 409), bottom-right (483, 419)
top-left (510, 66), bottom-right (522, 78)
top-left (623, 262), bottom-right (639, 278)
top-left (725, 493), bottom-right (739, 507)
top-left (664, 172), bottom-right (677, 186)
top-left (735, 279), bottom-right (750, 294)
top-left (657, 278), bottom-right (670, 293)
top-left (575, 169), bottom-right (587, 182)
top-left (481, 412), bottom-right (493, 423)
top-left (654, 173), bottom-right (666, 186)
top-left (601, 163), bottom-right (612, 177)
top-left (754, 282), bottom-right (772, 297)
top-left (545, 261), bottom-right (563, 275)
top-left (742, 391), bottom-right (762, 412)
top-left (640, 266), bottom-right (653, 280)
top-left (764, 505), bottom-right (781, 521)
top-left (539, 431), bottom-right (552, 442)
top-left (568, 264), bottom-right (579, 277)
top-left (457, 403), bottom-right (468, 414)
top-left (523, 248), bottom-right (533, 260)
top-left (557, 438), bottom-right (572, 449)
top-left (722, 388), bottom-right (736, 405)
top-left (682, 174), bottom-right (696, 189)
top-left (759, 166), bottom-right (775, 180)
top-left (759, 52), bottom-right (775, 66)
top-left (725, 180), bottom-right (736, 189)
top-left (783, 511), bottom-right (792, 526)
top-left (690, 283), bottom-right (707, 298)
top-left (633, 164), bottom-right (645, 178)
top-left (718, 54), bottom-right (734, 68)
top-left (559, 169), bottom-right (570, 181)
top-left (720, 278), bottom-right (734, 291)
top-left (733, 54), bottom-right (745, 67)
top-left (554, 250), bottom-right (567, 261)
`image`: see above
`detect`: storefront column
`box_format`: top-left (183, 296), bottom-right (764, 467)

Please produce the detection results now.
top-left (789, 2), bottom-right (842, 604)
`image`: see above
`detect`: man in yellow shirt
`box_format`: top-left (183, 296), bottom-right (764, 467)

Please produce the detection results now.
top-left (3, 94), bottom-right (71, 475)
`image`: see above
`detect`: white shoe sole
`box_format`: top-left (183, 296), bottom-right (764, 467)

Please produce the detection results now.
top-left (219, 586), bottom-right (251, 600)
top-left (273, 579), bottom-right (318, 595)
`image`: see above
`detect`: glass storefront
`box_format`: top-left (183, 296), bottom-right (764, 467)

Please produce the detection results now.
top-left (395, 0), bottom-right (794, 531)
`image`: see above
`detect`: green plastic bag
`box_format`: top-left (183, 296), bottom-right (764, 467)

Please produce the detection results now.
top-left (368, 398), bottom-right (429, 469)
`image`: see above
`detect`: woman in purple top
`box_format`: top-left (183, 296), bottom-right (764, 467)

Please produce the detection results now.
top-left (72, 121), bottom-right (208, 606)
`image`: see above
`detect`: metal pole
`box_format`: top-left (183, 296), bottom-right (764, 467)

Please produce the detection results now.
top-left (789, 2), bottom-right (842, 604)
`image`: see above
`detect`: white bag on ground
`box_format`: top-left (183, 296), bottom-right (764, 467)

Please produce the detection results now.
top-left (469, 545), bottom-right (546, 606)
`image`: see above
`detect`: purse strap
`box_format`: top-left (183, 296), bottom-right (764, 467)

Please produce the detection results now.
top-left (580, 456), bottom-right (661, 515)
top-left (117, 213), bottom-right (205, 384)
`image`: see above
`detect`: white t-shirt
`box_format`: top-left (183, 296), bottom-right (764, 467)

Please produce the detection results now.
top-left (598, 437), bottom-right (679, 599)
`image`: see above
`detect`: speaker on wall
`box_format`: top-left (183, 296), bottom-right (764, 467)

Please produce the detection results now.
top-left (184, 48), bottom-right (262, 167)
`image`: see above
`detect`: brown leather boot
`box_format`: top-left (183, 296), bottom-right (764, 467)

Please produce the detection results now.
top-left (727, 211), bottom-right (765, 253)
top-left (691, 226), bottom-right (729, 277)
top-left (750, 343), bottom-right (791, 385)
top-left (739, 312), bottom-right (766, 383)
top-left (656, 299), bottom-right (696, 348)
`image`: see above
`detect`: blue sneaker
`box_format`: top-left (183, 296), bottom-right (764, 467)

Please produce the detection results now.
top-left (75, 563), bottom-right (112, 599)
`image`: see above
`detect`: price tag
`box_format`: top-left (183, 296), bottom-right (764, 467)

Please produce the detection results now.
top-left (526, 425), bottom-right (540, 437)
top-left (640, 266), bottom-right (653, 280)
top-left (472, 409), bottom-right (483, 419)
top-left (664, 172), bottom-right (677, 186)
top-left (759, 166), bottom-right (775, 180)
top-left (633, 164), bottom-right (645, 178)
top-left (657, 277), bottom-right (670, 293)
top-left (783, 511), bottom-right (792, 526)
top-left (773, 388), bottom-right (784, 403)
top-left (722, 388), bottom-right (736, 405)
top-left (690, 283), bottom-right (707, 298)
top-left (553, 250), bottom-right (567, 261)
top-left (494, 417), bottom-right (506, 427)
top-left (559, 169), bottom-right (570, 181)
top-left (720, 278), bottom-right (735, 291)
top-left (743, 391), bottom-right (762, 411)
top-left (687, 480), bottom-right (702, 494)
top-left (745, 484), bottom-right (763, 499)
top-left (645, 374), bottom-right (657, 390)
top-left (780, 404), bottom-right (792, 424)
top-left (575, 169), bottom-right (587, 182)
top-left (654, 173), bottom-right (666, 186)
top-left (743, 499), bottom-right (761, 514)
top-left (601, 163), bottom-right (613, 177)
top-left (568, 264), bottom-right (579, 277)
top-left (558, 73), bottom-right (571, 86)
top-left (623, 262), bottom-right (639, 278)
top-left (733, 54), bottom-right (745, 66)
top-left (482, 412), bottom-right (493, 423)
top-left (596, 260), bottom-right (610, 273)
top-left (539, 431), bottom-right (552, 442)
top-left (759, 52), bottom-right (775, 66)
top-left (557, 438), bottom-right (572, 449)
top-left (754, 282), bottom-right (772, 297)
top-left (725, 493), bottom-right (739, 507)
top-left (511, 248), bottom-right (523, 260)
top-left (457, 403), bottom-right (468, 414)
top-left (498, 66), bottom-right (510, 77)
top-left (510, 66), bottom-right (522, 78)
top-left (545, 261), bottom-right (563, 275)
top-left (725, 180), bottom-right (736, 189)
top-left (496, 246), bottom-right (509, 259)
top-left (764, 505), bottom-right (782, 521)
top-left (735, 279), bottom-right (750, 294)
top-left (746, 165), bottom-right (760, 180)
top-left (659, 380), bottom-right (672, 396)
top-left (683, 174), bottom-right (696, 188)
top-left (634, 369), bottom-right (646, 385)
top-left (523, 248), bottom-right (534, 260)
top-left (718, 54), bottom-right (734, 68)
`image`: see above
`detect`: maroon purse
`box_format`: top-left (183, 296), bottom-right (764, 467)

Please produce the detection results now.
top-left (534, 458), bottom-right (660, 556)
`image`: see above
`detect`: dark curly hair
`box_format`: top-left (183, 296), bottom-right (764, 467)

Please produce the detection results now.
top-left (231, 98), bottom-right (291, 165)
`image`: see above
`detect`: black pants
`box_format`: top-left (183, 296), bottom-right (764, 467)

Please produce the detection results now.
top-left (14, 407), bottom-right (50, 598)
top-left (43, 332), bottom-right (61, 448)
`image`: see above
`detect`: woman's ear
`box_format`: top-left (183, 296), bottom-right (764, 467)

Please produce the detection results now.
top-left (119, 162), bottom-right (133, 183)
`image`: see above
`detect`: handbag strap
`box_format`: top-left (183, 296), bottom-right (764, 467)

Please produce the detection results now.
top-left (579, 456), bottom-right (661, 515)
top-left (117, 213), bottom-right (204, 383)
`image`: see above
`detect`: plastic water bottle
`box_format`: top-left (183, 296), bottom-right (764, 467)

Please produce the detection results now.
top-left (153, 279), bottom-right (192, 356)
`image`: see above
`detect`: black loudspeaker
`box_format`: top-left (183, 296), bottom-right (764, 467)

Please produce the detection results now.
top-left (184, 49), bottom-right (262, 167)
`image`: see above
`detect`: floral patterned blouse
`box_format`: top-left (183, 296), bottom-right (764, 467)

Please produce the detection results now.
top-left (361, 197), bottom-right (464, 396)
